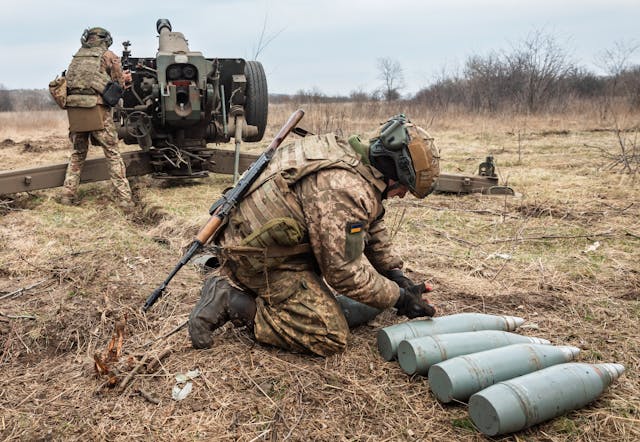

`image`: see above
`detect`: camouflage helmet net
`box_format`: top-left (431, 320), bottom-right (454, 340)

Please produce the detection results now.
top-left (81, 27), bottom-right (113, 48)
top-left (368, 114), bottom-right (440, 198)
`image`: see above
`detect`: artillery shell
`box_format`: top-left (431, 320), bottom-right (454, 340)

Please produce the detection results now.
top-left (377, 313), bottom-right (525, 361)
top-left (397, 330), bottom-right (550, 375)
top-left (469, 363), bottom-right (625, 436)
top-left (429, 344), bottom-right (580, 403)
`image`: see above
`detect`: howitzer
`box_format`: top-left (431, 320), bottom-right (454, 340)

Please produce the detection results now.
top-left (115, 18), bottom-right (268, 179)
top-left (142, 109), bottom-right (305, 311)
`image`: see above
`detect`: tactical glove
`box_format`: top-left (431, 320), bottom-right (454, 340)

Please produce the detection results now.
top-left (384, 268), bottom-right (414, 289)
top-left (386, 269), bottom-right (434, 292)
top-left (394, 283), bottom-right (436, 319)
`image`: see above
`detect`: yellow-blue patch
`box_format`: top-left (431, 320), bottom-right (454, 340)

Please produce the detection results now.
top-left (348, 222), bottom-right (364, 234)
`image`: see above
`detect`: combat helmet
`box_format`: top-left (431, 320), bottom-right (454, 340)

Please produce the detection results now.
top-left (367, 114), bottom-right (440, 198)
top-left (81, 27), bottom-right (113, 48)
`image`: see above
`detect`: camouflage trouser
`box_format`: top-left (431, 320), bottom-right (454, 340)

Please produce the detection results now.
top-left (248, 270), bottom-right (350, 357)
top-left (63, 108), bottom-right (132, 201)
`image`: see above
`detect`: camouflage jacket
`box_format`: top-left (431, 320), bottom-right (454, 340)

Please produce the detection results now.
top-left (219, 134), bottom-right (403, 310)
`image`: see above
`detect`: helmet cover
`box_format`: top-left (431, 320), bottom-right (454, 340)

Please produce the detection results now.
top-left (369, 115), bottom-right (440, 198)
top-left (81, 27), bottom-right (113, 48)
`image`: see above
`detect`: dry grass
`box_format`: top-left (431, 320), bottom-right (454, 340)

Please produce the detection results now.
top-left (1, 105), bottom-right (639, 441)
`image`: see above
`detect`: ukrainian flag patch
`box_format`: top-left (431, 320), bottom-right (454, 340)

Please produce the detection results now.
top-left (348, 221), bottom-right (364, 234)
top-left (345, 221), bottom-right (365, 261)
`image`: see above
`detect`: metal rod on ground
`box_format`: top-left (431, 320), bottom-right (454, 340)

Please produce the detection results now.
top-left (233, 115), bottom-right (244, 184)
top-left (142, 320), bottom-right (189, 347)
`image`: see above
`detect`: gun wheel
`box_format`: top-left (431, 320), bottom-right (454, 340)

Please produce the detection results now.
top-left (244, 61), bottom-right (268, 142)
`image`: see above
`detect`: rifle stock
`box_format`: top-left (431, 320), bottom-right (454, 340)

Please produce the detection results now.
top-left (142, 109), bottom-right (305, 311)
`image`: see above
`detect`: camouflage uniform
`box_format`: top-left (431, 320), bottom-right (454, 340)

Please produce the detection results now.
top-left (62, 42), bottom-right (132, 202)
top-left (214, 134), bottom-right (404, 356)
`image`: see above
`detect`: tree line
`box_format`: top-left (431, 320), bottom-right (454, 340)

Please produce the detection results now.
top-left (277, 33), bottom-right (640, 115)
top-left (2, 32), bottom-right (638, 114)
top-left (414, 34), bottom-right (640, 114)
top-left (0, 87), bottom-right (55, 112)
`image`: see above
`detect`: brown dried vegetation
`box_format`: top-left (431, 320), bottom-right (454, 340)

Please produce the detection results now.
top-left (0, 104), bottom-right (639, 441)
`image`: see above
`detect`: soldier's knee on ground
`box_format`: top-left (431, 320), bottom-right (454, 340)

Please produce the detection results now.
top-left (188, 276), bottom-right (256, 349)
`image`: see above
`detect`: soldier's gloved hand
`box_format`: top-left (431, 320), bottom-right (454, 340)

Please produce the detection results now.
top-left (385, 269), bottom-right (435, 293)
top-left (384, 268), bottom-right (414, 289)
top-left (123, 70), bottom-right (132, 89)
top-left (394, 283), bottom-right (436, 319)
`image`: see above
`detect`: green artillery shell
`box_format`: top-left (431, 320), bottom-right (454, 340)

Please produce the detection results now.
top-left (377, 313), bottom-right (525, 361)
top-left (469, 363), bottom-right (625, 436)
top-left (397, 331), bottom-right (550, 375)
top-left (429, 344), bottom-right (580, 403)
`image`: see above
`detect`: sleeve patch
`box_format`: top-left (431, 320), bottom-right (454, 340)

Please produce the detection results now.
top-left (345, 221), bottom-right (365, 262)
top-left (348, 221), bottom-right (364, 234)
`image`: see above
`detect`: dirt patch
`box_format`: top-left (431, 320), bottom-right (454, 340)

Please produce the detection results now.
top-left (21, 136), bottom-right (68, 153)
top-left (0, 138), bottom-right (16, 148)
top-left (517, 201), bottom-right (581, 219)
top-left (0, 194), bottom-right (45, 215)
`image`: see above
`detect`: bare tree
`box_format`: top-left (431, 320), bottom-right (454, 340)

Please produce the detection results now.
top-left (595, 41), bottom-right (640, 176)
top-left (506, 30), bottom-right (573, 113)
top-left (464, 52), bottom-right (513, 112)
top-left (252, 12), bottom-right (285, 60)
top-left (596, 40), bottom-right (640, 111)
top-left (597, 40), bottom-right (639, 78)
top-left (377, 57), bottom-right (405, 101)
top-left (349, 87), bottom-right (370, 103)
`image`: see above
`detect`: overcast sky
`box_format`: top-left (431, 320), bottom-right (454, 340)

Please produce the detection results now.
top-left (0, 0), bottom-right (638, 95)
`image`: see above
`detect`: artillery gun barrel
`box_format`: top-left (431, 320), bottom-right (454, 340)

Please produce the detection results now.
top-left (156, 18), bottom-right (189, 53)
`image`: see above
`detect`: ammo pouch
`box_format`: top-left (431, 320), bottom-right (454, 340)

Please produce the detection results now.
top-left (48, 76), bottom-right (67, 109)
top-left (102, 81), bottom-right (123, 107)
top-left (67, 105), bottom-right (105, 132)
top-left (231, 217), bottom-right (307, 273)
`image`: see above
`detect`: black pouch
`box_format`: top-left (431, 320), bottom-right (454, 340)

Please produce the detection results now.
top-left (102, 81), bottom-right (123, 107)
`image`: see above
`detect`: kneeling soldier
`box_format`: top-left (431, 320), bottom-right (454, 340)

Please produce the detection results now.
top-left (190, 114), bottom-right (440, 356)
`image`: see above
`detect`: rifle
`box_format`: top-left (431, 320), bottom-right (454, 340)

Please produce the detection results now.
top-left (143, 109), bottom-right (305, 311)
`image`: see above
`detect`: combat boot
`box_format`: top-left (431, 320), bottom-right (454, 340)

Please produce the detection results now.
top-left (336, 295), bottom-right (381, 328)
top-left (118, 200), bottom-right (135, 212)
top-left (189, 276), bottom-right (256, 349)
top-left (59, 195), bottom-right (76, 206)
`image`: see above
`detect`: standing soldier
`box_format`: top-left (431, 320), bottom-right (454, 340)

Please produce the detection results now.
top-left (189, 114), bottom-right (441, 356)
top-left (60, 27), bottom-right (133, 209)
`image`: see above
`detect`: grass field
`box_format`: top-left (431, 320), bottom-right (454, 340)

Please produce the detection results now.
top-left (1, 103), bottom-right (639, 441)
